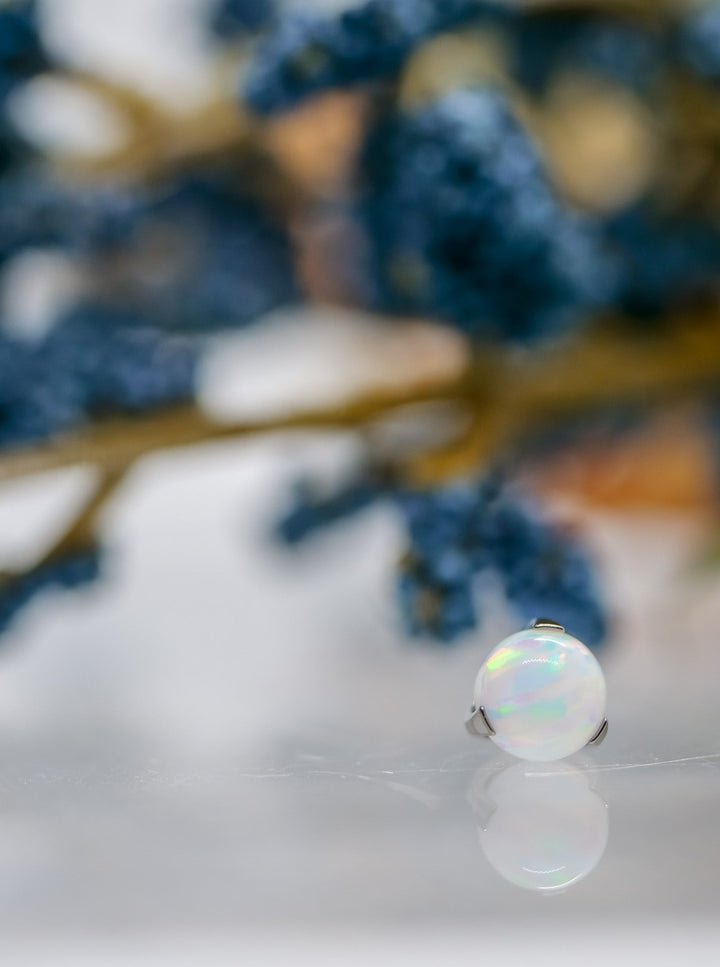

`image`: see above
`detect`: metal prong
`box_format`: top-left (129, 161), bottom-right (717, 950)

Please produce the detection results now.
top-left (528, 617), bottom-right (565, 632)
top-left (587, 719), bottom-right (608, 747)
top-left (465, 705), bottom-right (496, 737)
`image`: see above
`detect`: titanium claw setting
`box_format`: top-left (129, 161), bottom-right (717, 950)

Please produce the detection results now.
top-left (465, 618), bottom-right (608, 761)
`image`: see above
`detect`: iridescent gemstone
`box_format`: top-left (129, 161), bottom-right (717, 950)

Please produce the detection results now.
top-left (473, 628), bottom-right (606, 761)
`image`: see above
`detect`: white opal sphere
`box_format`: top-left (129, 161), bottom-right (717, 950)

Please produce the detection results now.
top-left (473, 628), bottom-right (606, 761)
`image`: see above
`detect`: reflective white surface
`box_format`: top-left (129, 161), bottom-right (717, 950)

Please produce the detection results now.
top-left (0, 421), bottom-right (719, 964)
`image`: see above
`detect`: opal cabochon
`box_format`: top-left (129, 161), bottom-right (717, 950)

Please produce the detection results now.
top-left (473, 628), bottom-right (607, 761)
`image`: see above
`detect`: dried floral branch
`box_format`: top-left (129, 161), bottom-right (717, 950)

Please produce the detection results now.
top-left (41, 465), bottom-right (126, 565)
top-left (406, 314), bottom-right (720, 482)
top-left (0, 372), bottom-right (472, 484)
top-left (60, 69), bottom-right (169, 136)
top-left (400, 409), bottom-right (515, 486)
top-left (1, 312), bottom-right (720, 493)
top-left (0, 465), bottom-right (126, 629)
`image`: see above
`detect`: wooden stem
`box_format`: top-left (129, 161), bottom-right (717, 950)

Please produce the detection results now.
top-left (1, 314), bottom-right (720, 490)
top-left (0, 374), bottom-right (471, 483)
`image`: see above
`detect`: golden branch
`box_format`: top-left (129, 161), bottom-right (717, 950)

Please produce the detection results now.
top-left (0, 374), bottom-right (472, 484)
top-left (0, 465), bottom-right (127, 590)
top-left (42, 465), bottom-right (127, 565)
top-left (1, 313), bottom-right (720, 492)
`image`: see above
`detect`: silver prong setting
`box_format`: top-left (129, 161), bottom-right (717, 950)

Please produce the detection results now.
top-left (528, 617), bottom-right (565, 632)
top-left (465, 705), bottom-right (496, 738)
top-left (587, 719), bottom-right (608, 747)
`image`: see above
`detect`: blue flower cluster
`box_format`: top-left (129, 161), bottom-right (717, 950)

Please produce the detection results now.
top-left (0, 172), bottom-right (297, 329)
top-left (0, 170), bottom-right (134, 266)
top-left (0, 120), bottom-right (27, 182)
top-left (676, 3), bottom-right (720, 85)
top-left (244, 0), bottom-right (506, 114)
top-left (604, 203), bottom-right (720, 319)
top-left (211, 0), bottom-right (274, 39)
top-left (508, 9), bottom-right (660, 96)
top-left (0, 547), bottom-right (101, 635)
top-left (0, 1), bottom-right (47, 105)
top-left (0, 306), bottom-right (199, 451)
top-left (272, 469), bottom-right (607, 647)
top-left (397, 480), bottom-right (606, 646)
top-left (361, 87), bottom-right (614, 340)
top-left (4, 0), bottom-right (720, 646)
top-left (240, 0), bottom-right (720, 110)
top-left (130, 176), bottom-right (297, 331)
top-left (275, 472), bottom-right (386, 544)
top-left (242, 0), bottom-right (670, 113)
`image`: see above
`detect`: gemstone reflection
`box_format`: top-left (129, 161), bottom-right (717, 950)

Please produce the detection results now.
top-left (468, 761), bottom-right (609, 892)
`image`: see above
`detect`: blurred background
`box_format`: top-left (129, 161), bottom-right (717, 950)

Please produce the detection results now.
top-left (1, 0), bottom-right (720, 962)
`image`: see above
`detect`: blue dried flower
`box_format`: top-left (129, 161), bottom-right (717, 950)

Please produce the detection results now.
top-left (488, 501), bottom-right (607, 647)
top-left (0, 169), bottom-right (141, 266)
top-left (0, 306), bottom-right (200, 451)
top-left (211, 0), bottom-right (274, 38)
top-left (676, 4), bottom-right (720, 85)
top-left (604, 203), bottom-right (720, 319)
top-left (361, 87), bottom-right (616, 340)
top-left (0, 172), bottom-right (297, 329)
top-left (135, 176), bottom-right (297, 330)
top-left (508, 9), bottom-right (660, 95)
top-left (0, 1), bottom-right (47, 103)
top-left (275, 474), bottom-right (384, 544)
top-left (0, 112), bottom-right (32, 180)
top-left (0, 547), bottom-right (101, 635)
top-left (397, 561), bottom-right (477, 643)
top-left (43, 305), bottom-right (200, 415)
top-left (244, 0), bottom-right (508, 114)
top-left (396, 480), bottom-right (607, 646)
